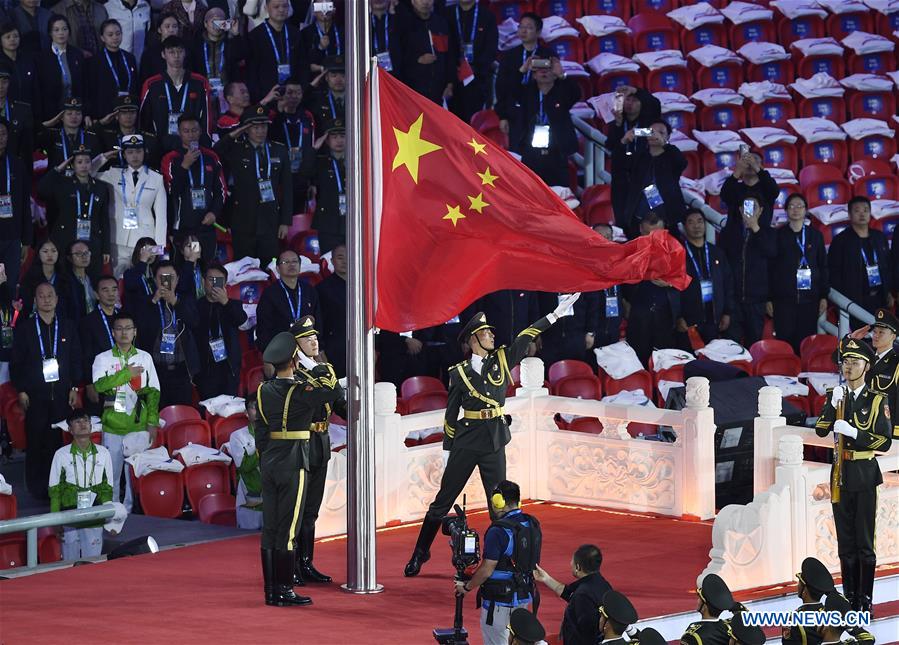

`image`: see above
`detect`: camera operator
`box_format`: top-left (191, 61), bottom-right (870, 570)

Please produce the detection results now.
top-left (453, 480), bottom-right (541, 645)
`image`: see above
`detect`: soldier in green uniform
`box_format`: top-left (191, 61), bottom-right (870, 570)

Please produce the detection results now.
top-left (633, 628), bottom-right (667, 645)
top-left (816, 593), bottom-right (874, 645)
top-left (681, 574), bottom-right (735, 645)
top-left (256, 331), bottom-right (343, 607)
top-left (289, 315), bottom-right (345, 586)
top-left (782, 556), bottom-right (835, 645)
top-left (728, 612), bottom-right (765, 645)
top-left (597, 590), bottom-right (639, 645)
top-left (816, 336), bottom-right (894, 614)
top-left (404, 293), bottom-right (581, 577)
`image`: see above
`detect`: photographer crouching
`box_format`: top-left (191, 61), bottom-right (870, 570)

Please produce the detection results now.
top-left (453, 481), bottom-right (542, 645)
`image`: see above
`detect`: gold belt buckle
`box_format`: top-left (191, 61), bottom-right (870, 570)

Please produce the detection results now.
top-left (842, 450), bottom-right (853, 461)
top-left (480, 409), bottom-right (493, 419)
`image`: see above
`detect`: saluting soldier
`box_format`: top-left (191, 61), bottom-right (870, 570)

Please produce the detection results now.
top-left (782, 556), bottom-right (835, 645)
top-left (39, 97), bottom-right (101, 172)
top-left (597, 591), bottom-right (639, 645)
top-left (289, 316), bottom-right (345, 586)
top-left (256, 332), bottom-right (342, 608)
top-left (404, 293), bottom-right (581, 577)
top-left (855, 308), bottom-right (899, 434)
top-left (311, 117), bottom-right (346, 254)
top-left (815, 336), bottom-right (894, 615)
top-left (95, 95), bottom-right (160, 170)
top-left (681, 574), bottom-right (735, 645)
top-left (307, 55), bottom-right (345, 128)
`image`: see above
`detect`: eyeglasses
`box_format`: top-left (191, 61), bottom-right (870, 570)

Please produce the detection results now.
top-left (70, 250), bottom-right (91, 257)
top-left (113, 326), bottom-right (135, 332)
top-left (279, 259), bottom-right (300, 266)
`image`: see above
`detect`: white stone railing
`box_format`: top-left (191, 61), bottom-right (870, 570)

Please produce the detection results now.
top-left (702, 386), bottom-right (899, 591)
top-left (314, 358), bottom-right (718, 538)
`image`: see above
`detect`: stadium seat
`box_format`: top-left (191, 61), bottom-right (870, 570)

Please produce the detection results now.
top-left (796, 54), bottom-right (845, 80)
top-left (585, 32), bottom-right (632, 58)
top-left (797, 97), bottom-right (846, 123)
top-left (759, 144), bottom-right (798, 175)
top-left (848, 91), bottom-right (897, 121)
top-left (244, 365), bottom-right (265, 399)
top-left (138, 470), bottom-right (184, 519)
top-left (582, 0), bottom-right (631, 20)
top-left (197, 493), bottom-right (238, 526)
top-left (663, 109), bottom-right (694, 135)
top-left (853, 174), bottom-right (899, 201)
top-left (628, 11), bottom-right (678, 51)
top-left (682, 150), bottom-right (701, 179)
top-left (487, 0), bottom-right (533, 24)
top-left (800, 334), bottom-right (839, 373)
top-left (749, 340), bottom-right (801, 377)
top-left (584, 201), bottom-right (615, 226)
top-left (38, 527), bottom-right (61, 564)
top-left (825, 11), bottom-right (873, 42)
top-left (632, 0), bottom-right (675, 13)
top-left (850, 136), bottom-right (897, 162)
top-left (212, 414), bottom-right (249, 449)
top-left (0, 494), bottom-right (16, 520)
top-left (799, 140), bottom-right (848, 172)
top-left (553, 375), bottom-right (602, 399)
top-left (480, 126), bottom-right (510, 150)
top-left (728, 20), bottom-right (774, 49)
top-left (0, 535), bottom-right (26, 570)
top-left (695, 61), bottom-right (744, 89)
top-left (701, 149), bottom-right (740, 176)
top-left (646, 66), bottom-right (692, 94)
top-left (536, 0), bottom-right (581, 22)
top-left (774, 184), bottom-right (800, 211)
top-left (183, 462), bottom-right (231, 510)
top-left (746, 59), bottom-right (794, 84)
top-left (567, 416), bottom-right (603, 433)
top-left (0, 382), bottom-right (16, 409)
top-left (593, 70), bottom-right (644, 94)
top-left (580, 183), bottom-right (612, 209)
top-left (699, 104), bottom-right (746, 130)
top-left (548, 359), bottom-right (594, 385)
top-left (603, 369), bottom-right (653, 398)
top-left (747, 98), bottom-right (795, 128)
top-left (401, 376), bottom-right (447, 400)
top-left (679, 22), bottom-right (726, 53)
top-left (548, 36), bottom-right (584, 62)
top-left (847, 51), bottom-right (896, 74)
top-left (166, 419), bottom-right (212, 451)
top-left (784, 395), bottom-right (810, 416)
top-left (3, 398), bottom-right (26, 450)
top-left (405, 391), bottom-right (449, 414)
top-left (875, 10), bottom-right (899, 38)
top-left (800, 164), bottom-right (851, 208)
top-left (159, 404), bottom-right (201, 427)
top-left (776, 14), bottom-right (825, 46)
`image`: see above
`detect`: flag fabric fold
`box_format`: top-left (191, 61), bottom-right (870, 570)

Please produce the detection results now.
top-left (369, 66), bottom-right (690, 332)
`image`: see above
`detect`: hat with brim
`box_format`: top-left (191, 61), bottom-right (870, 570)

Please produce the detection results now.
top-left (508, 608), bottom-right (545, 643)
top-left (698, 574), bottom-right (734, 613)
top-left (457, 311), bottom-right (495, 344)
top-left (599, 590), bottom-right (638, 626)
top-left (72, 144), bottom-right (93, 158)
top-left (241, 104), bottom-right (270, 126)
top-left (634, 628), bottom-right (666, 645)
top-left (291, 315), bottom-right (319, 339)
top-left (839, 335), bottom-right (874, 363)
top-left (263, 331), bottom-right (299, 364)
top-left (114, 95), bottom-right (139, 112)
top-left (728, 612), bottom-right (765, 645)
top-left (873, 308), bottom-right (899, 334)
top-left (61, 97), bottom-right (83, 112)
top-left (121, 134), bottom-right (145, 150)
top-left (798, 556), bottom-right (835, 595)
top-left (324, 55), bottom-right (345, 73)
top-left (325, 117), bottom-right (345, 135)
top-left (824, 592), bottom-right (851, 619)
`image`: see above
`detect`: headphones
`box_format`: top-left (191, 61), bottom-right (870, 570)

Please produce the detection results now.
top-left (491, 489), bottom-right (506, 512)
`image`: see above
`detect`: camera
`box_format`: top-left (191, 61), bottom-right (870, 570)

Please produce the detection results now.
top-left (313, 1), bottom-right (334, 12)
top-left (150, 245), bottom-right (165, 256)
top-left (530, 57), bottom-right (551, 69)
top-left (434, 500), bottom-right (480, 645)
top-left (211, 276), bottom-right (225, 290)
top-left (160, 273), bottom-right (173, 291)
top-left (634, 127), bottom-right (653, 138)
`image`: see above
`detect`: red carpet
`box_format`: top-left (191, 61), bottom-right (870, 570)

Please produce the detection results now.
top-left (0, 503), bottom-right (713, 644)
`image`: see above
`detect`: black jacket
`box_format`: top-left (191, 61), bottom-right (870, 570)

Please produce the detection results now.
top-left (189, 35), bottom-right (246, 90)
top-left (679, 240), bottom-right (734, 327)
top-left (11, 313), bottom-right (82, 399)
top-left (0, 152), bottom-right (32, 246)
top-left (35, 45), bottom-right (87, 123)
top-left (771, 224), bottom-right (829, 304)
top-left (270, 108), bottom-right (316, 205)
top-left (719, 170), bottom-right (779, 242)
top-left (2, 99), bottom-right (34, 172)
top-left (445, 1), bottom-right (498, 80)
top-left (535, 291), bottom-right (600, 366)
top-left (494, 43), bottom-right (554, 121)
top-left (195, 296), bottom-right (247, 378)
top-left (87, 47), bottom-right (139, 119)
top-left (297, 363), bottom-right (347, 468)
top-left (560, 572), bottom-right (613, 645)
top-left (162, 146), bottom-right (227, 234)
top-left (78, 306), bottom-right (117, 381)
top-left (298, 20), bottom-right (343, 70)
top-left (828, 228), bottom-right (892, 308)
top-left (255, 278), bottom-right (322, 352)
top-left (246, 21), bottom-right (305, 103)
top-left (312, 152), bottom-right (346, 241)
top-left (614, 144), bottom-right (687, 230)
top-left (393, 8), bottom-right (455, 104)
top-left (474, 290), bottom-right (538, 348)
top-left (316, 273), bottom-right (346, 379)
top-left (39, 127), bottom-right (102, 171)
top-left (867, 348), bottom-right (899, 430)
top-left (0, 49), bottom-right (37, 106)
top-left (139, 71), bottom-right (212, 153)
top-left (508, 78), bottom-right (580, 158)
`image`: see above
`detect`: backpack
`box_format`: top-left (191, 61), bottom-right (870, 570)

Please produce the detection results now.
top-left (494, 513), bottom-right (542, 589)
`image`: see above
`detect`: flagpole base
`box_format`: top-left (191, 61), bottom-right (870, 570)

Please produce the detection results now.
top-left (340, 583), bottom-right (385, 595)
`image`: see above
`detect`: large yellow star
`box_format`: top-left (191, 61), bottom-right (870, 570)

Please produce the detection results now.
top-left (391, 114), bottom-right (442, 183)
top-left (477, 166), bottom-right (498, 188)
top-left (467, 138), bottom-right (487, 156)
top-left (443, 204), bottom-right (466, 227)
top-left (468, 193), bottom-right (489, 214)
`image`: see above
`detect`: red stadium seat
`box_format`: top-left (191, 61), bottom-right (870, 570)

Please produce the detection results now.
top-left (138, 470), bottom-right (184, 519)
top-left (0, 494), bottom-right (17, 520)
top-left (0, 535), bottom-right (26, 570)
top-left (759, 143), bottom-right (798, 175)
top-left (38, 527), bottom-right (61, 564)
top-left (825, 11), bottom-right (873, 42)
top-left (850, 136), bottom-right (897, 162)
top-left (682, 150), bottom-right (701, 179)
top-left (800, 164), bottom-right (851, 208)
top-left (746, 59), bottom-right (794, 85)
top-left (584, 201), bottom-right (615, 226)
top-left (593, 70), bottom-right (644, 94)
top-left (547, 36), bottom-right (584, 62)
top-left (663, 109), bottom-right (695, 135)
top-left (197, 493), bottom-right (238, 526)
top-left (548, 359), bottom-right (594, 385)
top-left (582, 0), bottom-right (631, 20)
top-left (850, 159), bottom-right (893, 177)
top-left (628, 11), bottom-right (678, 51)
top-left (0, 382), bottom-right (16, 409)
top-left (159, 404), bottom-right (201, 427)
top-left (553, 375), bottom-right (602, 399)
top-left (701, 149), bottom-right (740, 176)
top-left (797, 97), bottom-right (846, 123)
top-left (581, 183), bottom-right (612, 209)
top-left (3, 398), bottom-right (26, 450)
top-left (401, 376), bottom-right (447, 400)
top-left (604, 369), bottom-right (653, 398)
top-left (774, 184), bottom-right (800, 211)
top-left (799, 140), bottom-right (848, 172)
top-left (853, 174), bottom-right (899, 201)
top-left (749, 339), bottom-right (801, 376)
top-left (696, 61), bottom-right (744, 89)
top-left (848, 91), bottom-right (897, 122)
top-left (212, 414), bottom-right (249, 449)
top-left (536, 0), bottom-right (581, 22)
top-left (747, 98), bottom-right (795, 128)
top-left (800, 334), bottom-right (838, 373)
top-left (784, 395), bottom-right (810, 416)
top-left (487, 1), bottom-right (533, 24)
top-left (245, 365), bottom-right (265, 399)
top-left (776, 14), bottom-right (825, 46)
top-left (847, 51), bottom-right (896, 75)
top-left (632, 0), bottom-right (675, 13)
top-left (875, 10), bottom-right (899, 39)
top-left (567, 417), bottom-right (603, 433)
top-left (679, 23), bottom-right (727, 53)
top-left (585, 32), bottom-right (632, 59)
top-left (405, 391), bottom-right (449, 414)
top-left (698, 104), bottom-right (746, 130)
top-left (166, 419), bottom-right (212, 451)
top-left (183, 461), bottom-right (231, 510)
top-left (796, 54), bottom-right (845, 80)
top-left (646, 66), bottom-right (692, 94)
top-left (728, 20), bottom-right (774, 49)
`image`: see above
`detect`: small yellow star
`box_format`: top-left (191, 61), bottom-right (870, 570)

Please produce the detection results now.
top-left (477, 166), bottom-right (498, 188)
top-left (392, 113), bottom-right (442, 184)
top-left (467, 138), bottom-right (487, 156)
top-left (467, 193), bottom-right (489, 214)
top-left (443, 204), bottom-right (466, 227)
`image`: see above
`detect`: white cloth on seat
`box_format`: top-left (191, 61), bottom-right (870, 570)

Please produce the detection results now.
top-left (787, 117), bottom-right (847, 142)
top-left (839, 73), bottom-right (894, 92)
top-left (125, 446), bottom-right (184, 477)
top-left (804, 372), bottom-right (841, 395)
top-left (738, 80), bottom-right (792, 103)
top-left (199, 394), bottom-right (246, 418)
top-left (593, 341), bottom-right (644, 380)
top-left (688, 44), bottom-right (742, 67)
top-left (633, 50), bottom-right (687, 70)
top-left (667, 2), bottom-right (724, 30)
top-left (696, 339), bottom-right (752, 363)
top-left (790, 73), bottom-right (845, 98)
top-left (0, 474), bottom-right (11, 496)
top-left (240, 303), bottom-right (257, 331)
top-left (817, 0), bottom-right (869, 14)
top-left (561, 60), bottom-right (589, 77)
top-left (122, 431), bottom-right (151, 458)
top-left (173, 443), bottom-right (232, 466)
top-left (767, 168), bottom-right (799, 185)
top-left (680, 176), bottom-right (706, 201)
top-left (585, 52), bottom-right (640, 75)
top-left (224, 257), bottom-right (269, 284)
top-left (651, 349), bottom-right (695, 371)
top-left (588, 93), bottom-right (617, 123)
top-left (737, 42), bottom-right (791, 64)
top-left (691, 87), bottom-right (744, 106)
top-left (862, 0), bottom-right (899, 15)
top-left (498, 18), bottom-right (521, 52)
top-left (809, 204), bottom-right (850, 224)
top-left (103, 502), bottom-right (129, 534)
top-left (770, 0), bottom-right (828, 19)
top-left (658, 380), bottom-right (685, 402)
top-left (701, 168), bottom-right (733, 195)
top-left (671, 130), bottom-right (700, 152)
top-left (692, 129), bottom-right (745, 152)
top-left (721, 1), bottom-right (773, 24)
top-left (872, 199), bottom-right (899, 219)
top-left (790, 37), bottom-right (844, 57)
top-left (52, 416), bottom-right (104, 433)
top-left (551, 186), bottom-right (580, 210)
top-left (842, 31), bottom-right (896, 55)
top-left (841, 118), bottom-right (895, 140)
top-left (654, 92), bottom-right (696, 113)
top-left (764, 376), bottom-right (810, 397)
top-left (601, 389), bottom-right (655, 407)
top-left (540, 15), bottom-right (579, 42)
top-left (739, 127), bottom-right (798, 147)
top-left (576, 15), bottom-right (631, 37)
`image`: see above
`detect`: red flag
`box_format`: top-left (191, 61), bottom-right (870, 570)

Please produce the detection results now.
top-left (369, 67), bottom-right (690, 332)
top-left (457, 57), bottom-right (474, 86)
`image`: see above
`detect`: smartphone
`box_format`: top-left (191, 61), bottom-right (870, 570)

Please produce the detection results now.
top-left (739, 144), bottom-right (749, 157)
top-left (189, 141), bottom-right (200, 152)
top-left (211, 276), bottom-right (225, 290)
top-left (313, 1), bottom-right (334, 12)
top-left (160, 273), bottom-right (173, 290)
top-left (613, 94), bottom-right (624, 113)
top-left (189, 241), bottom-right (201, 253)
top-left (275, 85), bottom-right (286, 96)
top-left (634, 128), bottom-right (653, 137)
top-left (530, 58), bottom-right (551, 69)
top-left (150, 245), bottom-right (165, 256)
top-left (742, 199), bottom-right (755, 218)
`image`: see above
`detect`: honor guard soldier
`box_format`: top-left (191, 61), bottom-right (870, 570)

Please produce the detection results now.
top-left (290, 315), bottom-right (345, 586)
top-left (861, 308), bottom-right (899, 432)
top-left (597, 591), bottom-right (639, 645)
top-left (782, 556), bottom-right (836, 645)
top-left (728, 612), bottom-right (765, 645)
top-left (815, 336), bottom-right (894, 614)
top-left (508, 608), bottom-right (546, 645)
top-left (404, 293), bottom-right (581, 577)
top-left (256, 332), bottom-right (342, 607)
top-left (816, 594), bottom-right (874, 645)
top-left (633, 628), bottom-right (667, 645)
top-left (681, 574), bottom-right (735, 645)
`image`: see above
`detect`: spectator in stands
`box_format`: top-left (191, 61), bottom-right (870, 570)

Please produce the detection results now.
top-left (130, 259), bottom-right (200, 407)
top-left (228, 396), bottom-right (263, 529)
top-left (719, 180), bottom-right (777, 347)
top-left (0, 66), bottom-right (34, 174)
top-left (195, 261), bottom-right (247, 398)
top-left (311, 118), bottom-right (347, 254)
top-left (11, 0), bottom-right (53, 57)
top-left (63, 240), bottom-right (97, 322)
top-left (255, 249), bottom-right (321, 353)
top-left (215, 105), bottom-right (293, 263)
top-left (829, 196), bottom-right (892, 330)
top-left (299, 1), bottom-right (342, 75)
top-left (94, 133), bottom-right (167, 277)
top-left (36, 15), bottom-right (87, 124)
top-left (138, 14), bottom-right (180, 84)
top-left (79, 274), bottom-right (119, 413)
top-left (20, 240), bottom-right (71, 315)
top-left (247, 0), bottom-right (305, 103)
top-left (536, 291), bottom-right (599, 367)
top-left (140, 36), bottom-right (211, 154)
top-left (375, 330), bottom-right (430, 388)
top-left (0, 116), bottom-right (31, 293)
top-left (190, 7), bottom-right (246, 110)
top-left (11, 282), bottom-right (82, 499)
top-left (96, 95), bottom-right (159, 171)
top-left (48, 408), bottom-right (114, 561)
top-left (316, 243), bottom-right (346, 378)
top-left (216, 81), bottom-right (251, 134)
top-left (39, 97), bottom-right (100, 172)
top-left (307, 55), bottom-right (345, 127)
top-left (370, 0), bottom-right (400, 74)
top-left (270, 77), bottom-right (316, 211)
top-left (104, 0), bottom-right (151, 63)
top-left (50, 0), bottom-right (107, 56)
top-left (624, 213), bottom-right (678, 365)
top-left (495, 13), bottom-right (551, 135)
top-left (122, 237), bottom-right (162, 304)
top-left (92, 310), bottom-right (160, 510)
top-left (161, 114), bottom-right (226, 263)
top-left (446, 0), bottom-right (498, 125)
top-left (87, 19), bottom-right (139, 120)
top-left (533, 543), bottom-right (613, 645)
top-left (160, 0), bottom-right (208, 41)
top-left (508, 56), bottom-right (579, 188)
top-left (393, 0), bottom-right (454, 106)
top-left (770, 194), bottom-right (828, 354)
top-left (614, 120), bottom-right (687, 236)
top-left (0, 263), bottom-right (13, 383)
top-left (475, 290), bottom-right (538, 349)
top-left (677, 209), bottom-right (733, 348)
top-left (1, 24), bottom-right (38, 109)
top-left (174, 233), bottom-right (204, 299)
top-left (590, 225), bottom-right (623, 349)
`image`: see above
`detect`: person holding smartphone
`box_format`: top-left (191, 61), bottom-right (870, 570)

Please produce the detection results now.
top-left (190, 7), bottom-right (247, 115)
top-left (195, 262), bottom-right (247, 399)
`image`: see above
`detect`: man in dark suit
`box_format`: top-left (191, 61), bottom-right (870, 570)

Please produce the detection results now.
top-left (393, 0), bottom-right (455, 105)
top-left (315, 244), bottom-right (346, 378)
top-left (195, 262), bottom-right (248, 399)
top-left (256, 249), bottom-right (322, 354)
top-left (247, 0), bottom-right (305, 102)
top-left (445, 0), bottom-right (498, 124)
top-left (495, 12), bottom-right (552, 132)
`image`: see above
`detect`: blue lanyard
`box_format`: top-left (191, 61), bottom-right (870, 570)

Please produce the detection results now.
top-left (99, 309), bottom-right (114, 347)
top-left (164, 79), bottom-right (189, 115)
top-left (316, 24), bottom-right (341, 54)
top-left (605, 285), bottom-right (617, 297)
top-left (372, 13), bottom-right (388, 52)
top-left (55, 49), bottom-right (70, 87)
top-left (194, 266), bottom-right (202, 297)
top-left (158, 302), bottom-right (177, 331)
top-left (455, 4), bottom-right (478, 46)
top-left (76, 186), bottom-right (95, 220)
top-left (283, 120), bottom-right (303, 148)
top-left (279, 279), bottom-right (300, 322)
top-left (2, 155), bottom-right (9, 193)
top-left (141, 276), bottom-right (152, 295)
top-left (203, 40), bottom-right (224, 78)
top-left (35, 315), bottom-right (59, 360)
top-left (188, 153), bottom-right (205, 188)
top-left (686, 242), bottom-right (712, 279)
top-left (331, 157), bottom-right (343, 194)
top-left (795, 227), bottom-right (808, 267)
top-left (538, 92), bottom-right (547, 124)
top-left (3, 97), bottom-right (9, 119)
top-left (104, 49), bottom-right (131, 92)
top-left (860, 245), bottom-right (877, 268)
top-left (61, 129), bottom-right (85, 160)
top-left (119, 168), bottom-right (147, 207)
top-left (264, 21), bottom-right (289, 65)
top-left (327, 91), bottom-right (337, 118)
top-left (521, 47), bottom-right (532, 84)
top-left (254, 143), bottom-right (271, 181)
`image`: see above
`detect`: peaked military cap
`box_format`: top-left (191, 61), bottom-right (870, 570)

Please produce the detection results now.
top-left (509, 608), bottom-right (545, 643)
top-left (291, 315), bottom-right (319, 339)
top-left (798, 556), bottom-right (835, 594)
top-left (241, 104), bottom-right (270, 125)
top-left (325, 117), bottom-right (345, 134)
top-left (839, 335), bottom-right (874, 364)
top-left (634, 628), bottom-right (666, 645)
top-left (61, 96), bottom-right (83, 111)
top-left (599, 590), bottom-right (638, 626)
top-left (114, 94), bottom-right (139, 111)
top-left (121, 134), bottom-right (145, 150)
top-left (873, 308), bottom-right (899, 334)
top-left (824, 592), bottom-right (851, 619)
top-left (71, 144), bottom-right (93, 158)
top-left (0, 67), bottom-right (10, 80)
top-left (324, 55), bottom-right (345, 73)
top-left (263, 331), bottom-right (299, 364)
top-left (698, 574), bottom-right (734, 613)
top-left (458, 311), bottom-right (495, 343)
top-left (729, 612), bottom-right (765, 645)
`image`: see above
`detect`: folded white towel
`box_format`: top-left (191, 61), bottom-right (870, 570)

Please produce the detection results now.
top-left (680, 176), bottom-right (706, 200)
top-left (667, 2), bottom-right (724, 30)
top-left (126, 447), bottom-right (185, 477)
top-left (240, 303), bottom-right (257, 331)
top-left (541, 15), bottom-right (580, 42)
top-left (817, 0), bottom-right (870, 13)
top-left (692, 87), bottom-right (744, 106)
top-left (561, 60), bottom-right (589, 77)
top-left (890, 70), bottom-right (899, 89)
top-left (790, 37), bottom-right (844, 57)
top-left (809, 204), bottom-right (850, 224)
top-left (173, 443), bottom-right (233, 466)
top-left (841, 118), bottom-right (895, 140)
top-left (862, 0), bottom-right (899, 15)
top-left (199, 394), bottom-right (247, 418)
top-left (871, 199), bottom-right (899, 219)
top-left (693, 129), bottom-right (746, 152)
top-left (688, 44), bottom-right (742, 67)
top-left (657, 380), bottom-right (685, 402)
top-left (633, 50), bottom-right (687, 70)
top-left (770, 0), bottom-right (828, 19)
top-left (767, 168), bottom-right (799, 185)
top-left (721, 1), bottom-right (773, 24)
top-left (601, 389), bottom-right (656, 408)
top-left (594, 341), bottom-right (644, 380)
top-left (787, 117), bottom-right (848, 142)
top-left (654, 91), bottom-right (696, 113)
top-left (576, 15), bottom-right (631, 37)
top-left (701, 168), bottom-right (734, 195)
top-left (585, 52), bottom-right (641, 76)
top-left (651, 349), bottom-right (695, 371)
top-left (839, 73), bottom-right (895, 92)
top-left (587, 93), bottom-right (617, 123)
top-left (670, 130), bottom-right (700, 152)
top-left (122, 431), bottom-right (150, 458)
top-left (842, 31), bottom-right (896, 55)
top-left (737, 42), bottom-right (791, 64)
top-left (696, 339), bottom-right (752, 363)
top-left (498, 17), bottom-right (521, 52)
top-left (0, 474), bottom-right (12, 496)
top-left (739, 126), bottom-right (798, 147)
top-left (738, 80), bottom-right (792, 103)
top-left (790, 73), bottom-right (845, 98)
top-left (803, 372), bottom-right (841, 395)
top-left (764, 376), bottom-right (809, 397)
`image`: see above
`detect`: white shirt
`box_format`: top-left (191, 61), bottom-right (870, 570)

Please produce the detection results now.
top-left (470, 354), bottom-right (484, 375)
top-left (92, 346), bottom-right (160, 415)
top-left (96, 165), bottom-right (167, 249)
top-left (49, 443), bottom-right (115, 493)
top-left (105, 0), bottom-right (152, 60)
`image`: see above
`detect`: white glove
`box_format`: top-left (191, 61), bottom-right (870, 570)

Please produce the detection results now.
top-left (298, 353), bottom-right (317, 370)
top-left (338, 377), bottom-right (347, 389)
top-left (552, 292), bottom-right (582, 320)
top-left (833, 419), bottom-right (858, 440)
top-left (830, 385), bottom-right (844, 406)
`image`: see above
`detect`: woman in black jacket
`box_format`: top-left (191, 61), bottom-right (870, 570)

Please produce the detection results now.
top-left (36, 15), bottom-right (87, 123)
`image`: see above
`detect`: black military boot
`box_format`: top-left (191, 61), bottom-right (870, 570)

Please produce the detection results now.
top-left (299, 526), bottom-right (331, 583)
top-left (858, 559), bottom-right (876, 617)
top-left (839, 556), bottom-right (859, 611)
top-left (292, 549), bottom-right (306, 586)
top-left (272, 550), bottom-right (312, 606)
top-left (404, 515), bottom-right (442, 577)
top-left (261, 548), bottom-right (276, 606)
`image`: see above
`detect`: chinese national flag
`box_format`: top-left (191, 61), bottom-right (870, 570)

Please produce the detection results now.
top-left (370, 67), bottom-right (690, 332)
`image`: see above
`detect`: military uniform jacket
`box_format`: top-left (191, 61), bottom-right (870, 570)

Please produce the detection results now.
top-left (255, 371), bottom-right (342, 470)
top-left (296, 363), bottom-right (347, 469)
top-left (312, 153), bottom-right (346, 238)
top-left (680, 619), bottom-right (731, 645)
top-left (40, 127), bottom-right (102, 171)
top-left (865, 348), bottom-right (899, 437)
top-left (815, 385), bottom-right (894, 491)
top-left (0, 152), bottom-right (32, 246)
top-left (37, 170), bottom-right (110, 260)
top-left (308, 89), bottom-right (345, 128)
top-left (782, 602), bottom-right (823, 645)
top-left (444, 315), bottom-right (552, 454)
top-left (1, 99), bottom-right (34, 169)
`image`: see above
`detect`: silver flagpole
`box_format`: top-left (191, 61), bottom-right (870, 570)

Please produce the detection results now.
top-left (343, 0), bottom-right (382, 594)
